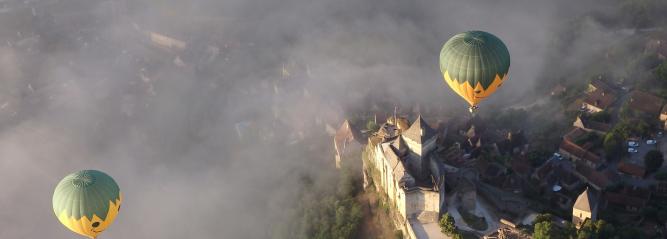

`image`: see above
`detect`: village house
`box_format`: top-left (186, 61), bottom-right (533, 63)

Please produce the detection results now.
top-left (333, 120), bottom-right (365, 169)
top-left (628, 90), bottom-right (664, 116)
top-left (572, 116), bottom-right (611, 135)
top-left (551, 84), bottom-right (567, 96)
top-left (587, 78), bottom-right (615, 93)
top-left (645, 37), bottom-right (667, 60)
top-left (617, 161), bottom-right (646, 179)
top-left (573, 187), bottom-right (598, 229)
top-left (653, 181), bottom-right (667, 198)
top-left (582, 90), bottom-right (616, 113)
top-left (603, 186), bottom-right (651, 213)
top-left (558, 128), bottom-right (604, 169)
top-left (582, 79), bottom-right (617, 113)
top-left (571, 160), bottom-right (619, 191)
top-left (660, 105), bottom-right (667, 130)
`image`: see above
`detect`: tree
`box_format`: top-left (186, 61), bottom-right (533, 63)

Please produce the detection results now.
top-left (534, 221), bottom-right (556, 239)
top-left (589, 111), bottom-right (611, 123)
top-left (366, 120), bottom-right (379, 132)
top-left (656, 60), bottom-right (667, 83)
top-left (562, 222), bottom-right (577, 239)
top-left (603, 132), bottom-right (623, 160)
top-left (594, 220), bottom-right (615, 239)
top-left (644, 150), bottom-right (664, 173)
top-left (576, 220), bottom-right (594, 239)
top-left (439, 213), bottom-right (457, 236)
top-left (533, 213), bottom-right (553, 225)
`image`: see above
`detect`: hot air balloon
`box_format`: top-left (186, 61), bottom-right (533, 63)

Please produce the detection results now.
top-left (53, 170), bottom-right (122, 239)
top-left (439, 30), bottom-right (510, 114)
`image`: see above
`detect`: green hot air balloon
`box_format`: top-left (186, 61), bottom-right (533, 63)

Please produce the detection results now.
top-left (53, 170), bottom-right (122, 239)
top-left (439, 30), bottom-right (510, 113)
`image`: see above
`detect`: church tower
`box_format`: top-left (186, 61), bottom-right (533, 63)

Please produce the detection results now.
top-left (572, 187), bottom-right (598, 229)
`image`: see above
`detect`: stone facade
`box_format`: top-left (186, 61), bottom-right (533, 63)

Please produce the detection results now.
top-left (364, 115), bottom-right (447, 238)
top-left (572, 187), bottom-right (598, 229)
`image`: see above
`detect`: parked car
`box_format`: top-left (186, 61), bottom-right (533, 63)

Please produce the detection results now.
top-left (647, 139), bottom-right (657, 145)
top-left (628, 148), bottom-right (638, 153)
top-left (658, 132), bottom-right (663, 138)
top-left (553, 153), bottom-right (563, 160)
top-left (628, 141), bottom-right (639, 147)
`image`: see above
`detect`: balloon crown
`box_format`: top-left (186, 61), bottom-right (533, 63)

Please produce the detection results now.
top-left (463, 31), bottom-right (486, 46)
top-left (71, 171), bottom-right (96, 188)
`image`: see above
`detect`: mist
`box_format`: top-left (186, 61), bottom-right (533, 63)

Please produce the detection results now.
top-left (0, 0), bottom-right (619, 238)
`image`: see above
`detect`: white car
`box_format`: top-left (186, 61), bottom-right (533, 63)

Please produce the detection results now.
top-left (647, 140), bottom-right (657, 145)
top-left (553, 153), bottom-right (563, 160)
top-left (628, 141), bottom-right (639, 147)
top-left (628, 148), bottom-right (638, 153)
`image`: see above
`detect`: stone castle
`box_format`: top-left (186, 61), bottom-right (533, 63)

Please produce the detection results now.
top-left (334, 115), bottom-right (447, 238)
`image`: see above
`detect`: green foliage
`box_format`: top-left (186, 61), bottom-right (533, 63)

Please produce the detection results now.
top-left (644, 150), bottom-right (664, 173)
top-left (439, 213), bottom-right (460, 237)
top-left (366, 120), bottom-right (380, 132)
top-left (574, 132), bottom-right (602, 148)
top-left (533, 221), bottom-right (557, 239)
top-left (589, 111), bottom-right (611, 123)
top-left (617, 225), bottom-right (643, 239)
top-left (655, 171), bottom-right (667, 181)
top-left (533, 214), bottom-right (583, 239)
top-left (658, 208), bottom-right (667, 223)
top-left (619, 0), bottom-right (663, 27)
top-left (533, 213), bottom-right (553, 226)
top-left (610, 119), bottom-right (651, 139)
top-left (562, 222), bottom-right (577, 239)
top-left (527, 150), bottom-right (551, 167)
top-left (603, 132), bottom-right (623, 160)
top-left (656, 61), bottom-right (667, 83)
top-left (271, 165), bottom-right (363, 239)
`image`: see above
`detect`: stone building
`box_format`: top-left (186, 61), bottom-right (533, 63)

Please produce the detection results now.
top-left (333, 120), bottom-right (365, 168)
top-left (572, 187), bottom-right (598, 229)
top-left (364, 115), bottom-right (447, 238)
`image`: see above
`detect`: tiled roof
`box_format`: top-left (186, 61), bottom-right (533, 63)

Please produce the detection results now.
top-left (574, 162), bottom-right (611, 189)
top-left (604, 192), bottom-right (647, 208)
top-left (560, 140), bottom-right (602, 166)
top-left (617, 162), bottom-right (646, 177)
top-left (629, 90), bottom-right (664, 115)
top-left (583, 89), bottom-right (616, 110)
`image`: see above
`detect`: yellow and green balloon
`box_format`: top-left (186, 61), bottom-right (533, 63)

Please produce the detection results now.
top-left (53, 170), bottom-right (122, 239)
top-left (439, 30), bottom-right (510, 113)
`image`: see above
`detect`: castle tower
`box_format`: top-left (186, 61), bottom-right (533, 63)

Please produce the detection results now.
top-left (401, 115), bottom-right (437, 180)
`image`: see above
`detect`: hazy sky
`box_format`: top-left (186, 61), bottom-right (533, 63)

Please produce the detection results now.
top-left (0, 0), bottom-right (614, 238)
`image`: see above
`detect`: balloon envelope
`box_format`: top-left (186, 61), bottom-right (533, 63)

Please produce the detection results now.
top-left (439, 30), bottom-right (510, 108)
top-left (53, 170), bottom-right (122, 239)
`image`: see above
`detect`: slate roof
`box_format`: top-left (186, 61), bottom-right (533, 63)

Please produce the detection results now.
top-left (402, 115), bottom-right (436, 144)
top-left (574, 187), bottom-right (596, 212)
